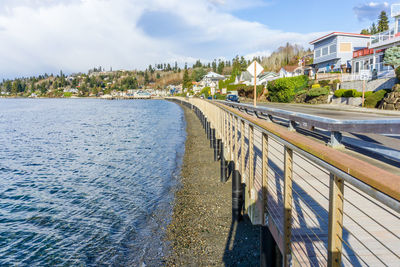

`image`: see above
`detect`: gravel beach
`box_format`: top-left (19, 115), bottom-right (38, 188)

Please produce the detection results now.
top-left (165, 104), bottom-right (260, 266)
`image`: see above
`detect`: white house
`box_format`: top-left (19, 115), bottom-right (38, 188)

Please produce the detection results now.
top-left (199, 72), bottom-right (226, 88)
top-left (235, 71), bottom-right (279, 85)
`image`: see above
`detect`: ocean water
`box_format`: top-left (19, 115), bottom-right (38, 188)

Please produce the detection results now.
top-left (0, 99), bottom-right (185, 266)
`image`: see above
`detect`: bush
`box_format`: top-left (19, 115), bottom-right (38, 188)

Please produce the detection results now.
top-left (396, 66), bottom-right (400, 81)
top-left (200, 86), bottom-right (211, 97)
top-left (268, 75), bottom-right (308, 102)
top-left (296, 89), bottom-right (308, 95)
top-left (319, 80), bottom-right (330, 87)
top-left (63, 92), bottom-right (72, 97)
top-left (334, 89), bottom-right (347, 97)
top-left (311, 84), bottom-right (321, 88)
top-left (334, 89), bottom-right (363, 97)
top-left (364, 89), bottom-right (390, 108)
top-left (364, 91), bottom-right (373, 98)
top-left (307, 86), bottom-right (330, 97)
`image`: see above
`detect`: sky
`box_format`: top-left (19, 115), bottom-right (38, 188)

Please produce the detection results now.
top-left (0, 0), bottom-right (397, 79)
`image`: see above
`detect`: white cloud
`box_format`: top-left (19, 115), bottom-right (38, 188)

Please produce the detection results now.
top-left (353, 2), bottom-right (390, 21)
top-left (0, 0), bottom-right (323, 79)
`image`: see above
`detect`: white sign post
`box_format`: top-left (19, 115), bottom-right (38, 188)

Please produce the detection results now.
top-left (247, 61), bottom-right (264, 107)
top-left (360, 70), bottom-right (370, 107)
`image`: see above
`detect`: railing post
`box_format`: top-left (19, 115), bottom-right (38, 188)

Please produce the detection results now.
top-left (283, 146), bottom-right (293, 267)
top-left (262, 133), bottom-right (269, 225)
top-left (241, 120), bottom-right (245, 183)
top-left (249, 125), bottom-right (254, 201)
top-left (328, 174), bottom-right (344, 267)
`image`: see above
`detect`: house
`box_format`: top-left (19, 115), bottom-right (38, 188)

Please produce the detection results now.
top-left (258, 72), bottom-right (279, 85)
top-left (192, 82), bottom-right (201, 93)
top-left (370, 4), bottom-right (400, 50)
top-left (199, 72), bottom-right (226, 88)
top-left (63, 87), bottom-right (79, 94)
top-left (310, 32), bottom-right (371, 73)
top-left (278, 65), bottom-right (303, 78)
top-left (235, 71), bottom-right (279, 85)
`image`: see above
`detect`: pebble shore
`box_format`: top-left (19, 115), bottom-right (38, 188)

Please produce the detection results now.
top-left (165, 105), bottom-right (260, 266)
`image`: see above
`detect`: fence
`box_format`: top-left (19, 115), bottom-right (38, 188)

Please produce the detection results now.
top-left (171, 97), bottom-right (400, 267)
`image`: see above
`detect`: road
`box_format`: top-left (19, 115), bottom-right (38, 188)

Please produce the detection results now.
top-left (249, 102), bottom-right (400, 173)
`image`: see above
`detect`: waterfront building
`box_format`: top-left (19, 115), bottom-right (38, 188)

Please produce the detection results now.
top-left (310, 32), bottom-right (370, 72)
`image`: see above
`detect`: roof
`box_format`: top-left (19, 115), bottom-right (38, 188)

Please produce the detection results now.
top-left (204, 71), bottom-right (225, 79)
top-left (309, 32), bottom-right (371, 45)
top-left (283, 65), bottom-right (300, 72)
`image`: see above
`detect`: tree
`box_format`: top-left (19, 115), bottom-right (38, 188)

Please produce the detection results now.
top-left (384, 47), bottom-right (400, 68)
top-left (191, 67), bottom-right (206, 82)
top-left (217, 60), bottom-right (225, 74)
top-left (370, 23), bottom-right (378, 35)
top-left (378, 11), bottom-right (389, 33)
top-left (182, 68), bottom-right (190, 89)
top-left (144, 71), bottom-right (149, 85)
top-left (360, 29), bottom-right (370, 35)
top-left (212, 60), bottom-right (217, 72)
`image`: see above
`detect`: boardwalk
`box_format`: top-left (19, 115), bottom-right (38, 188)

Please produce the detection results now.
top-left (174, 98), bottom-right (400, 266)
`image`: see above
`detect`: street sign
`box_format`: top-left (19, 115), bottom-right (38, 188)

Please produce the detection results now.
top-left (247, 61), bottom-right (264, 77)
top-left (360, 70), bottom-right (370, 81)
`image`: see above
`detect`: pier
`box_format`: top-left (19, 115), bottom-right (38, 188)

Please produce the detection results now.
top-left (170, 97), bottom-right (400, 266)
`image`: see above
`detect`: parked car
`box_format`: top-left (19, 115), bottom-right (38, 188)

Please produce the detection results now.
top-left (207, 96), bottom-right (213, 100)
top-left (226, 94), bottom-right (240, 103)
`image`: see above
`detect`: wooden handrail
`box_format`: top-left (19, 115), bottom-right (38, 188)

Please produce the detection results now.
top-left (216, 102), bottom-right (400, 202)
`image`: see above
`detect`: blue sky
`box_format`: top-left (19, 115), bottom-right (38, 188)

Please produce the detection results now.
top-left (232, 1), bottom-right (392, 33)
top-left (0, 0), bottom-right (397, 80)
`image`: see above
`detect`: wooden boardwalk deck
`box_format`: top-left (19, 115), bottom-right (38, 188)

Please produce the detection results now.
top-left (237, 123), bottom-right (400, 266)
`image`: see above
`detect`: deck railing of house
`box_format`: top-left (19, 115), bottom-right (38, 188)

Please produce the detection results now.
top-left (171, 97), bottom-right (400, 266)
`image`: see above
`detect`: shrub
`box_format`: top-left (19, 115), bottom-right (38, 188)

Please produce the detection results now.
top-left (364, 89), bottom-right (390, 108)
top-left (342, 89), bottom-right (360, 98)
top-left (296, 90), bottom-right (308, 95)
top-left (63, 92), bottom-right (72, 97)
top-left (200, 86), bottom-right (211, 97)
top-left (307, 86), bottom-right (330, 97)
top-left (334, 89), bottom-right (347, 97)
top-left (364, 91), bottom-right (373, 98)
top-left (268, 75), bottom-right (308, 102)
top-left (319, 80), bottom-right (331, 87)
top-left (396, 66), bottom-right (400, 81)
top-left (311, 84), bottom-right (321, 88)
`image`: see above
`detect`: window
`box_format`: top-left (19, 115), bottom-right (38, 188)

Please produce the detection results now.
top-left (340, 43), bottom-right (351, 52)
top-left (329, 44), bottom-right (337, 54)
top-left (315, 49), bottom-right (321, 58)
top-left (322, 47), bottom-right (329, 56)
top-left (355, 62), bottom-right (360, 73)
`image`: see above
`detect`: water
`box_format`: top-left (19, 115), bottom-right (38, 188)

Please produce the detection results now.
top-left (0, 99), bottom-right (185, 266)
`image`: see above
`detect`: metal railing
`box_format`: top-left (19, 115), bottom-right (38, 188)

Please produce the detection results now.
top-left (170, 97), bottom-right (400, 267)
top-left (219, 100), bottom-right (400, 147)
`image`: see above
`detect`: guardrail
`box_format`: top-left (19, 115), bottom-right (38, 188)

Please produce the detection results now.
top-left (170, 97), bottom-right (400, 267)
top-left (220, 101), bottom-right (400, 147)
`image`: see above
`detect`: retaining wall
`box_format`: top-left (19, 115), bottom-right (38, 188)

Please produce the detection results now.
top-left (340, 78), bottom-right (397, 92)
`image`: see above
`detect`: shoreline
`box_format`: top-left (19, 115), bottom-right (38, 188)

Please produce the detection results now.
top-left (165, 104), bottom-right (260, 266)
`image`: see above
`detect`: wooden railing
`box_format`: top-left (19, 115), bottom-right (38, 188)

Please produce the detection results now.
top-left (171, 97), bottom-right (400, 267)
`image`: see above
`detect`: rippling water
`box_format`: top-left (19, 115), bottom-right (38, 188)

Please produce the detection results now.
top-left (0, 99), bottom-right (185, 266)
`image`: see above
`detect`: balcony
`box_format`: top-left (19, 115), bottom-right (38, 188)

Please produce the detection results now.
top-left (370, 26), bottom-right (400, 49)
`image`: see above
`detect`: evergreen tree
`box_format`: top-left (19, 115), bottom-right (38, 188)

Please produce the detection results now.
top-left (360, 29), bottom-right (370, 35)
top-left (370, 23), bottom-right (378, 35)
top-left (378, 11), bottom-right (389, 33)
top-left (384, 47), bottom-right (400, 68)
top-left (217, 60), bottom-right (225, 74)
top-left (182, 68), bottom-right (190, 89)
top-left (212, 60), bottom-right (217, 72)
